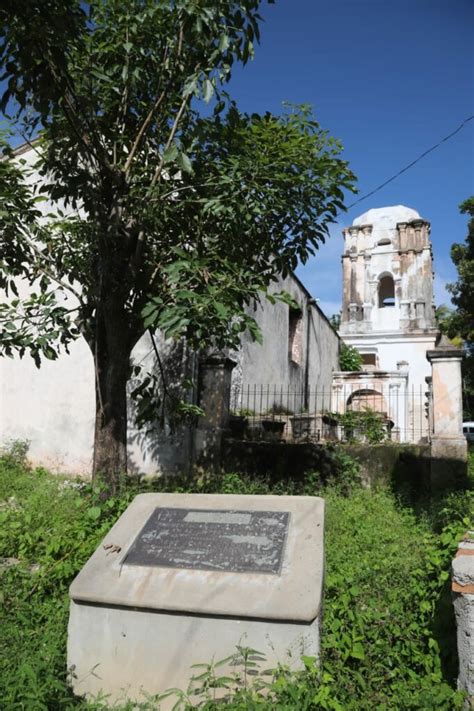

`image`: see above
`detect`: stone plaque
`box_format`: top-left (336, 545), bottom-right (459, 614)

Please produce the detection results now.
top-left (123, 507), bottom-right (290, 574)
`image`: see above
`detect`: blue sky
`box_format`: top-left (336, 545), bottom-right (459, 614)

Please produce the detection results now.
top-left (226, 0), bottom-right (474, 318)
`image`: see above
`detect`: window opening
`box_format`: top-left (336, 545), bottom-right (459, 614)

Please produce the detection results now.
top-left (288, 307), bottom-right (303, 365)
top-left (379, 275), bottom-right (395, 307)
top-left (361, 353), bottom-right (377, 367)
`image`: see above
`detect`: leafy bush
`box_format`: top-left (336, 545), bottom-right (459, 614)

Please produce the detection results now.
top-left (0, 438), bottom-right (30, 468)
top-left (0, 448), bottom-right (472, 709)
top-left (339, 343), bottom-right (363, 371)
top-left (330, 407), bottom-right (387, 444)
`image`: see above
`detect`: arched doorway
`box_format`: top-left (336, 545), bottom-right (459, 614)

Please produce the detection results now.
top-left (347, 388), bottom-right (386, 414)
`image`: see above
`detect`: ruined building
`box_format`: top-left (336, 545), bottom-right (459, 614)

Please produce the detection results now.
top-left (333, 206), bottom-right (454, 446)
top-left (340, 205), bottom-right (437, 336)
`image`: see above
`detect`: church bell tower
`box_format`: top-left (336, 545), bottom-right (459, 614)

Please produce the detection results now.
top-left (340, 205), bottom-right (437, 336)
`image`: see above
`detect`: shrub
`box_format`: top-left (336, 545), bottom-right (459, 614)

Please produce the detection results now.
top-left (339, 343), bottom-right (363, 371)
top-left (331, 407), bottom-right (387, 444)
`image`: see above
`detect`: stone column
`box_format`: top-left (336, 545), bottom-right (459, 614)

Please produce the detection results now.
top-left (452, 533), bottom-right (474, 704)
top-left (349, 303), bottom-right (358, 323)
top-left (341, 255), bottom-right (352, 325)
top-left (425, 376), bottom-right (433, 441)
top-left (426, 338), bottom-right (467, 486)
top-left (331, 382), bottom-right (345, 414)
top-left (400, 300), bottom-right (410, 329)
top-left (349, 254), bottom-right (358, 304)
top-left (394, 276), bottom-right (403, 303)
top-left (368, 278), bottom-right (378, 317)
top-left (363, 254), bottom-right (372, 322)
top-left (413, 219), bottom-right (423, 249)
top-left (193, 354), bottom-right (236, 470)
top-left (388, 383), bottom-right (401, 442)
top-left (348, 226), bottom-right (359, 252)
top-left (398, 222), bottom-right (407, 251)
top-left (415, 299), bottom-right (425, 323)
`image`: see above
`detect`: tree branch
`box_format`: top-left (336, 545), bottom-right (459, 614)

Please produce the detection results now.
top-left (150, 94), bottom-right (189, 189)
top-left (131, 94), bottom-right (190, 269)
top-left (123, 88), bottom-right (167, 177)
top-left (17, 226), bottom-right (84, 302)
top-left (123, 43), bottom-right (170, 177)
top-left (148, 327), bottom-right (169, 399)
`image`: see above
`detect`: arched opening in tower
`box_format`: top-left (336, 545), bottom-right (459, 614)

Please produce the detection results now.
top-left (378, 275), bottom-right (395, 308)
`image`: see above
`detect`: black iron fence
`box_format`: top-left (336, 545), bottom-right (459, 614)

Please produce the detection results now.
top-left (228, 383), bottom-right (430, 444)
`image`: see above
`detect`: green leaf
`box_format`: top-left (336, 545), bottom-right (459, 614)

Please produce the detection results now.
top-left (90, 68), bottom-right (113, 84)
top-left (143, 309), bottom-right (159, 328)
top-left (350, 642), bottom-right (365, 660)
top-left (203, 79), bottom-right (214, 103)
top-left (183, 76), bottom-right (198, 97)
top-left (219, 34), bottom-right (230, 52)
top-left (87, 506), bottom-right (101, 521)
top-left (177, 152), bottom-right (193, 174)
top-left (214, 302), bottom-right (228, 319)
top-left (162, 144), bottom-right (179, 164)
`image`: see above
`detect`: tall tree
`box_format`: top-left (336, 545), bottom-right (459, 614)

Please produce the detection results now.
top-left (448, 197), bottom-right (474, 342)
top-left (0, 1), bottom-right (356, 492)
top-left (446, 197), bottom-right (474, 418)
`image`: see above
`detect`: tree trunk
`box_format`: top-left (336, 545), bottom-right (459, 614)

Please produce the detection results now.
top-left (92, 308), bottom-right (131, 496)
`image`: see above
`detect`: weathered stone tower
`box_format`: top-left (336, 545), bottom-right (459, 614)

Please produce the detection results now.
top-left (334, 206), bottom-right (440, 443)
top-left (340, 205), bottom-right (437, 338)
top-left (334, 204), bottom-right (466, 475)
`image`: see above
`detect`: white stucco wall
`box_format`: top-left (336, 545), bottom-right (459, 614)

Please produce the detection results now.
top-left (1, 272), bottom-right (339, 475)
top-left (1, 336), bottom-right (95, 473)
top-left (0, 329), bottom-right (195, 476)
top-left (342, 332), bottom-right (436, 390)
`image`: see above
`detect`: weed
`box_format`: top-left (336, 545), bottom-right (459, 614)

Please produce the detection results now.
top-left (0, 450), bottom-right (472, 709)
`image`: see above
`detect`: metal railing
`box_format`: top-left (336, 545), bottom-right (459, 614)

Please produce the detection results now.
top-left (228, 383), bottom-right (430, 444)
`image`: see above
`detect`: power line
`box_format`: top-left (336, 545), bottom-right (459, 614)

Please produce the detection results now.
top-left (347, 114), bottom-right (474, 209)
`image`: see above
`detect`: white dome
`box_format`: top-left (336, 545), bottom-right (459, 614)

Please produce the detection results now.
top-left (353, 205), bottom-right (421, 227)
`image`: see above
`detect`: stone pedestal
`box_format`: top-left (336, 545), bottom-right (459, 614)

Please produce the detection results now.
top-left (67, 493), bottom-right (325, 707)
top-left (427, 340), bottom-right (467, 486)
top-left (193, 354), bottom-right (236, 470)
top-left (452, 534), bottom-right (474, 703)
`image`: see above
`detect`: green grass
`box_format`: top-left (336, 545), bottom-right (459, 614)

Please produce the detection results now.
top-left (0, 446), bottom-right (472, 709)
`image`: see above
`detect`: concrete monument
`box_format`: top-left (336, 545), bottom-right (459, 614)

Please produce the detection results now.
top-left (67, 492), bottom-right (325, 705)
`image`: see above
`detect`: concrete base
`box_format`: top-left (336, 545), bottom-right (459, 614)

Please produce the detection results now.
top-left (430, 436), bottom-right (468, 488)
top-left (453, 593), bottom-right (474, 700)
top-left (68, 601), bottom-right (319, 706)
top-left (67, 493), bottom-right (324, 707)
top-left (452, 539), bottom-right (474, 703)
